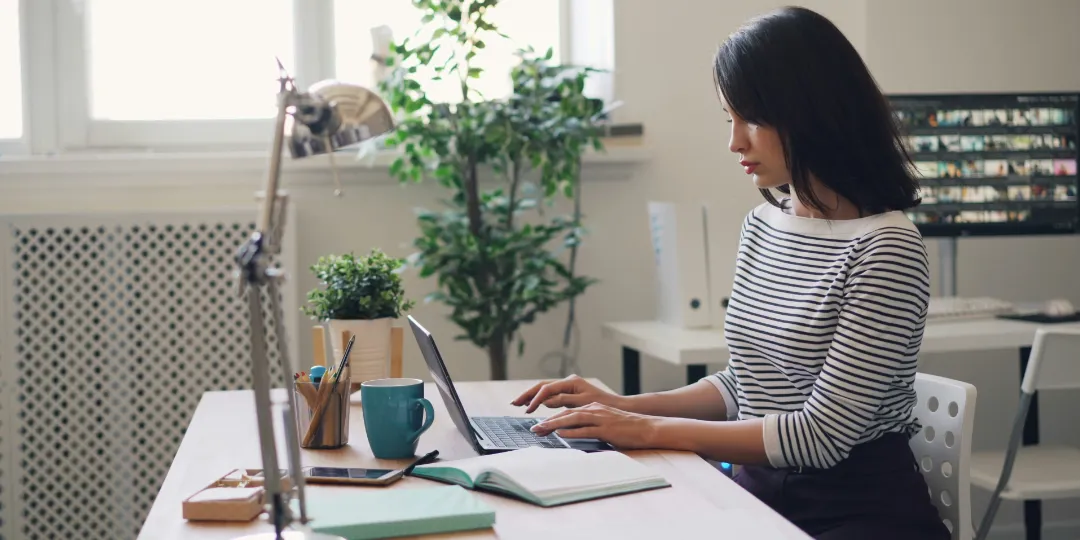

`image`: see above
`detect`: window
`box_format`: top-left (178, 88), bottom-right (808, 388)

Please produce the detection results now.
top-left (334, 0), bottom-right (562, 103)
top-left (10, 0), bottom-right (610, 153)
top-left (86, 0), bottom-right (294, 121)
top-left (0, 0), bottom-right (22, 139)
top-left (52, 0), bottom-right (304, 149)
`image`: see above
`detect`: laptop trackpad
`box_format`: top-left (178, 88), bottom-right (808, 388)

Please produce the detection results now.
top-left (562, 438), bottom-right (613, 452)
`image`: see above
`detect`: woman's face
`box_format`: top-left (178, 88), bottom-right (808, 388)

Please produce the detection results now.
top-left (721, 97), bottom-right (790, 189)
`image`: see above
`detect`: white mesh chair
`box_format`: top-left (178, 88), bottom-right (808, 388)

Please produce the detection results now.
top-left (912, 372), bottom-right (978, 540)
top-left (972, 327), bottom-right (1080, 540)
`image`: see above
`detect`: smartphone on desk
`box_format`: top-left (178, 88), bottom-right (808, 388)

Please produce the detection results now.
top-left (302, 450), bottom-right (440, 486)
top-left (303, 466), bottom-right (404, 486)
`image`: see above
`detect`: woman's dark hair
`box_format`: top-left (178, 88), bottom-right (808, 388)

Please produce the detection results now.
top-left (713, 6), bottom-right (919, 215)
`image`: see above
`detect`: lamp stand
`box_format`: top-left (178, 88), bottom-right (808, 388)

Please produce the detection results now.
top-left (232, 67), bottom-right (344, 540)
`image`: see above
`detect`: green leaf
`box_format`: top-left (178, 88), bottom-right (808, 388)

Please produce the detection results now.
top-left (435, 163), bottom-right (454, 180)
top-left (389, 157), bottom-right (405, 178)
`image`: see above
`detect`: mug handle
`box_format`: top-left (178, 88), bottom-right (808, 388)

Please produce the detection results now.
top-left (408, 398), bottom-right (435, 444)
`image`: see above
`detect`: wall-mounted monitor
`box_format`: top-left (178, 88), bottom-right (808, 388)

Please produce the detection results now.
top-left (888, 92), bottom-right (1078, 237)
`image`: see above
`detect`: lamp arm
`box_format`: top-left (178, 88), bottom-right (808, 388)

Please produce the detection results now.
top-left (234, 75), bottom-right (312, 540)
top-left (261, 79), bottom-right (292, 236)
top-left (231, 58), bottom-right (392, 540)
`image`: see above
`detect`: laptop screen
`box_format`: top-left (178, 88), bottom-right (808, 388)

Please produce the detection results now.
top-left (406, 316), bottom-right (482, 453)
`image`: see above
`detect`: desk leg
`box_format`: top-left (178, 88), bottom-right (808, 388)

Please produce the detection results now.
top-left (687, 364), bottom-right (707, 385)
top-left (1020, 346), bottom-right (1041, 540)
top-left (623, 347), bottom-right (641, 396)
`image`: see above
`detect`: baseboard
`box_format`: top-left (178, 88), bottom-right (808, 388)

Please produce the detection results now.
top-left (985, 519), bottom-right (1080, 540)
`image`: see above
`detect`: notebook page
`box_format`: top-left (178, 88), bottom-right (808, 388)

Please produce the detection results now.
top-left (493, 450), bottom-right (662, 497)
top-left (415, 447), bottom-right (586, 482)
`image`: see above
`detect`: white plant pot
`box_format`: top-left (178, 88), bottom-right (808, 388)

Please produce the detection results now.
top-left (326, 318), bottom-right (394, 385)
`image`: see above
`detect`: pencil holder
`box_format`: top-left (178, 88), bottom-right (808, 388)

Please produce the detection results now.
top-left (294, 374), bottom-right (351, 449)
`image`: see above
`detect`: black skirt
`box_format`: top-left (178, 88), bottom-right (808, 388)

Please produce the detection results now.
top-left (733, 432), bottom-right (951, 540)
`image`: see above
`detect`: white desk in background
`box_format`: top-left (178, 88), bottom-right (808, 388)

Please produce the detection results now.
top-left (602, 317), bottom-right (1080, 394)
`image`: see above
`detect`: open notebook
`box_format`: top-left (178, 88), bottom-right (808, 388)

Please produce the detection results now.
top-left (410, 447), bottom-right (670, 507)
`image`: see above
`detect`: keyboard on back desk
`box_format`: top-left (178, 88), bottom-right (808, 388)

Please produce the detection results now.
top-left (474, 417), bottom-right (568, 449)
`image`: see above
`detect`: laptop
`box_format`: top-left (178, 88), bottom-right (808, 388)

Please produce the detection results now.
top-left (407, 315), bottom-right (613, 454)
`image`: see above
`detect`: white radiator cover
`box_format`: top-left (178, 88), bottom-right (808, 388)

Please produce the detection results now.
top-left (0, 208), bottom-right (298, 539)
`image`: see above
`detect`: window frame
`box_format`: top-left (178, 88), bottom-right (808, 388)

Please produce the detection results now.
top-left (51, 0), bottom-right (336, 152)
top-left (0, 0), bottom-right (29, 154)
top-left (12, 0), bottom-right (605, 155)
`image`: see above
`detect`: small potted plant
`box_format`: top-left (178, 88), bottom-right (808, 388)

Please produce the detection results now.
top-left (302, 249), bottom-right (414, 385)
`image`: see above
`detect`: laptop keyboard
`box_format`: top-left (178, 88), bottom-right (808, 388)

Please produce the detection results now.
top-left (474, 417), bottom-right (568, 449)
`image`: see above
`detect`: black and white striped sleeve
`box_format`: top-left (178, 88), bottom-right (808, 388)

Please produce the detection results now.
top-left (761, 230), bottom-right (930, 469)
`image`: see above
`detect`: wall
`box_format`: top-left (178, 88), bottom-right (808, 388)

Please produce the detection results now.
top-left (1, 1), bottom-right (1078, 538)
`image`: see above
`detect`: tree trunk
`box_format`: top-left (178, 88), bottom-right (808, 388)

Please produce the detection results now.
top-left (464, 154), bottom-right (483, 238)
top-left (559, 155), bottom-right (584, 377)
top-left (487, 334), bottom-right (508, 381)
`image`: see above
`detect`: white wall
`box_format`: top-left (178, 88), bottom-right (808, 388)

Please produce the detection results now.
top-left (2, 1), bottom-right (1078, 537)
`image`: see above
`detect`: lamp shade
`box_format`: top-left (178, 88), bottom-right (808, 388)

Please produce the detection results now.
top-left (285, 80), bottom-right (395, 159)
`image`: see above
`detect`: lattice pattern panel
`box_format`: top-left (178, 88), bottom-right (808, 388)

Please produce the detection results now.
top-left (0, 211), bottom-right (297, 540)
top-left (0, 278), bottom-right (5, 540)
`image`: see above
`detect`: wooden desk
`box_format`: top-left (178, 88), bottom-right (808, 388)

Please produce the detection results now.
top-left (139, 379), bottom-right (809, 539)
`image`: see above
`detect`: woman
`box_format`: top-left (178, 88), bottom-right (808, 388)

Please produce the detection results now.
top-left (512, 6), bottom-right (947, 540)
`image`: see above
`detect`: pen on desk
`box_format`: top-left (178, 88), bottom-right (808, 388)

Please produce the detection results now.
top-left (404, 449), bottom-right (440, 476)
top-left (332, 334), bottom-right (354, 382)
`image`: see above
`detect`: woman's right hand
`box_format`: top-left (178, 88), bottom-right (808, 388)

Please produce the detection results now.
top-left (511, 374), bottom-right (625, 414)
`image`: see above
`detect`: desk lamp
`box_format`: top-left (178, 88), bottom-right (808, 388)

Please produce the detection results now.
top-left (233, 59), bottom-right (394, 540)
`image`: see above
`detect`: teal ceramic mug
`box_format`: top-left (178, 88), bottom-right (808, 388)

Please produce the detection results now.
top-left (361, 378), bottom-right (435, 459)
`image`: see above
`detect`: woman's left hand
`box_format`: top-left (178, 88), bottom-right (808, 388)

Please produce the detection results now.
top-left (530, 402), bottom-right (660, 450)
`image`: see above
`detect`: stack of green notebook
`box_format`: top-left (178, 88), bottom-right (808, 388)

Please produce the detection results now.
top-left (299, 485), bottom-right (495, 539)
top-left (411, 447), bottom-right (670, 507)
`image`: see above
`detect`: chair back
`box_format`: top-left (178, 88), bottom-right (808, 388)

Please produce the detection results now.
top-left (913, 372), bottom-right (978, 540)
top-left (973, 327), bottom-right (1080, 540)
top-left (1021, 327), bottom-right (1080, 394)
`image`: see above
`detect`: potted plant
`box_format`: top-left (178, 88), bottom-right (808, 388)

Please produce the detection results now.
top-left (302, 249), bottom-right (415, 384)
top-left (377, 0), bottom-right (606, 380)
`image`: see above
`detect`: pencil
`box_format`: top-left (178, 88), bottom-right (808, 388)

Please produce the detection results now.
top-left (302, 334), bottom-right (355, 446)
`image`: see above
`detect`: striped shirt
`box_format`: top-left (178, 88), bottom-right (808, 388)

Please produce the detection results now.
top-left (708, 200), bottom-right (930, 470)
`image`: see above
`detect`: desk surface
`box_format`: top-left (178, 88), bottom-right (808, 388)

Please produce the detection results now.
top-left (603, 318), bottom-right (1080, 366)
top-left (140, 380), bottom-right (809, 539)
